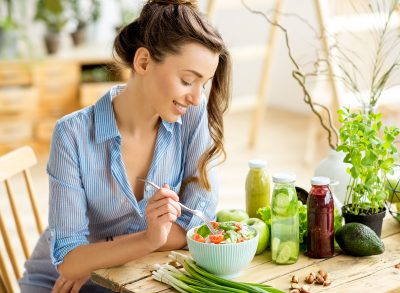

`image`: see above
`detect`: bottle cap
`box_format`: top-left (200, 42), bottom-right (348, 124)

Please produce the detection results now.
top-left (311, 176), bottom-right (330, 186)
top-left (272, 172), bottom-right (296, 183)
top-left (248, 160), bottom-right (267, 169)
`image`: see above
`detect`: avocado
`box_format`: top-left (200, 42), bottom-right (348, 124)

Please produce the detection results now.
top-left (335, 222), bottom-right (385, 256)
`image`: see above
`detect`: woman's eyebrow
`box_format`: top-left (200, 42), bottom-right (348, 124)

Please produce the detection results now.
top-left (183, 69), bottom-right (214, 80)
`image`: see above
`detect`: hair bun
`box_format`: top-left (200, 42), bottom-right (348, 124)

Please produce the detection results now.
top-left (149, 0), bottom-right (198, 9)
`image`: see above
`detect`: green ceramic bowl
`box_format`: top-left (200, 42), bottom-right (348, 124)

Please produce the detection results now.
top-left (186, 224), bottom-right (259, 279)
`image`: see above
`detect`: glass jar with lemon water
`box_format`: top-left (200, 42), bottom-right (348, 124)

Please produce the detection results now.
top-left (271, 173), bottom-right (299, 264)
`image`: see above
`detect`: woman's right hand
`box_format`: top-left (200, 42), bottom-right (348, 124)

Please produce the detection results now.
top-left (144, 184), bottom-right (181, 248)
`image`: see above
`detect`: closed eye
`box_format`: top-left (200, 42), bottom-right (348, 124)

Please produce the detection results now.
top-left (181, 79), bottom-right (192, 86)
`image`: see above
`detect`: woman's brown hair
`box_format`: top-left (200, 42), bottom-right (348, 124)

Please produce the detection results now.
top-left (113, 0), bottom-right (231, 192)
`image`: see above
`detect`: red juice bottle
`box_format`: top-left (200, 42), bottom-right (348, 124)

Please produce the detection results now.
top-left (307, 176), bottom-right (334, 258)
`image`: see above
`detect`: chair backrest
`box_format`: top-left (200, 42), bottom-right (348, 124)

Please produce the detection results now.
top-left (0, 146), bottom-right (43, 293)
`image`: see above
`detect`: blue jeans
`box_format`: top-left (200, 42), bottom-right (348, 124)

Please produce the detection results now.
top-left (19, 229), bottom-right (113, 293)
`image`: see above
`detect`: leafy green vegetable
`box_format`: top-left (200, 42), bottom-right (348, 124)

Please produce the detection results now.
top-left (298, 201), bottom-right (308, 251)
top-left (154, 252), bottom-right (286, 293)
top-left (196, 225), bottom-right (211, 238)
top-left (218, 222), bottom-right (238, 231)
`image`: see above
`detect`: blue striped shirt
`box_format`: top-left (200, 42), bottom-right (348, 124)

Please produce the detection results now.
top-left (48, 85), bottom-right (218, 267)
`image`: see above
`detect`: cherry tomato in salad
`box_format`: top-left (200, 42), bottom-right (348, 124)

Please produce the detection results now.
top-left (234, 222), bottom-right (242, 231)
top-left (209, 234), bottom-right (225, 244)
top-left (192, 233), bottom-right (205, 243)
top-left (210, 221), bottom-right (219, 229)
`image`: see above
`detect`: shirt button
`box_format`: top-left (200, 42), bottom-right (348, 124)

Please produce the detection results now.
top-left (200, 201), bottom-right (206, 208)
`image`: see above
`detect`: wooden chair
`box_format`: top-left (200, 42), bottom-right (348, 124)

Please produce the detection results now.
top-left (0, 146), bottom-right (43, 293)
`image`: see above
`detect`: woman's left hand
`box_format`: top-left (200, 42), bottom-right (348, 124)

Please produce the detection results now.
top-left (51, 275), bottom-right (89, 293)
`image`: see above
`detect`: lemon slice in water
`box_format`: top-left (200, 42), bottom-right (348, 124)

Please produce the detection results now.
top-left (276, 243), bottom-right (292, 263)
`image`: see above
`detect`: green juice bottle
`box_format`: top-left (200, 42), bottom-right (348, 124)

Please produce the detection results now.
top-left (245, 160), bottom-right (271, 218)
top-left (271, 173), bottom-right (299, 264)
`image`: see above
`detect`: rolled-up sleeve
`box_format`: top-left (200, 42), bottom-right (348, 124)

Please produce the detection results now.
top-left (175, 98), bottom-right (219, 232)
top-left (48, 121), bottom-right (89, 267)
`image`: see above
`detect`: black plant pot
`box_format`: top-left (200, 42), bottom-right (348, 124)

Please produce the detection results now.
top-left (342, 205), bottom-right (386, 237)
top-left (71, 26), bottom-right (87, 46)
top-left (44, 32), bottom-right (61, 55)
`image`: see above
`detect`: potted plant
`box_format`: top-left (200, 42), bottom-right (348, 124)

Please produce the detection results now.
top-left (70, 0), bottom-right (101, 46)
top-left (336, 107), bottom-right (399, 236)
top-left (35, 0), bottom-right (68, 54)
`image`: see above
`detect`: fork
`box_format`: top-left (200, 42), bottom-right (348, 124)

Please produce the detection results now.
top-left (136, 177), bottom-right (217, 234)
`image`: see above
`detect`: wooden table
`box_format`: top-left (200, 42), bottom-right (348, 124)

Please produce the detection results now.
top-left (92, 217), bottom-right (400, 293)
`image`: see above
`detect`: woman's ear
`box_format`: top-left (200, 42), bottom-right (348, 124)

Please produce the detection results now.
top-left (133, 47), bottom-right (151, 74)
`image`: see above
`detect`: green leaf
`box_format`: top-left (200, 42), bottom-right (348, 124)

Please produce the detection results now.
top-left (350, 166), bottom-right (359, 178)
top-left (361, 151), bottom-right (377, 166)
top-left (196, 225), bottom-right (211, 238)
top-left (376, 190), bottom-right (388, 201)
top-left (382, 158), bottom-right (395, 170)
top-left (257, 206), bottom-right (272, 226)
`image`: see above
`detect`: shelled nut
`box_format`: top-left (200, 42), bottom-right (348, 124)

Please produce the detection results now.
top-left (323, 279), bottom-right (332, 286)
top-left (301, 284), bottom-right (311, 293)
top-left (291, 283), bottom-right (301, 290)
top-left (315, 274), bottom-right (325, 285)
top-left (324, 273), bottom-right (330, 281)
top-left (305, 273), bottom-right (315, 284)
top-left (318, 269), bottom-right (327, 279)
top-left (291, 275), bottom-right (299, 283)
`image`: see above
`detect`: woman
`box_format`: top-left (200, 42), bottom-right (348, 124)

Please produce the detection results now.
top-left (19, 0), bottom-right (231, 292)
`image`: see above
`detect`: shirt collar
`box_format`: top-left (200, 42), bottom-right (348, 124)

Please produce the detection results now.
top-left (93, 86), bottom-right (122, 144)
top-left (161, 116), bottom-right (182, 132)
top-left (94, 84), bottom-right (182, 142)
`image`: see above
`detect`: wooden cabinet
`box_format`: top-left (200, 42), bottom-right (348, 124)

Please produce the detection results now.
top-left (0, 55), bottom-right (128, 154)
top-left (0, 61), bottom-right (37, 153)
top-left (80, 82), bottom-right (117, 107)
top-left (32, 61), bottom-right (80, 115)
top-left (0, 61), bottom-right (31, 87)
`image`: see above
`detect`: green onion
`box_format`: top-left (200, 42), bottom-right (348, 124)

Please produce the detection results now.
top-left (151, 251), bottom-right (285, 293)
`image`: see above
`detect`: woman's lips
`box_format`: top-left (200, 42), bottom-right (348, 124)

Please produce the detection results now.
top-left (173, 100), bottom-right (187, 115)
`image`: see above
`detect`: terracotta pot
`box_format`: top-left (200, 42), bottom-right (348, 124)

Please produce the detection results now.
top-left (342, 205), bottom-right (386, 237)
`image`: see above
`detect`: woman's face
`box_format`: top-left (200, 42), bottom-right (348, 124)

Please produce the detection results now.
top-left (144, 42), bottom-right (219, 123)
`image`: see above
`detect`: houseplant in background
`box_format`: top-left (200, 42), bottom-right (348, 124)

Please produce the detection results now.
top-left (114, 0), bottom-right (139, 33)
top-left (35, 0), bottom-right (68, 54)
top-left (70, 0), bottom-right (101, 46)
top-left (336, 107), bottom-right (399, 236)
top-left (0, 0), bottom-right (18, 58)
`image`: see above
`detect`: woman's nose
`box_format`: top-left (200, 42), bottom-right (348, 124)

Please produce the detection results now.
top-left (187, 87), bottom-right (203, 106)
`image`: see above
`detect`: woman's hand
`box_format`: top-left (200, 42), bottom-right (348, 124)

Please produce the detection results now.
top-left (51, 275), bottom-right (89, 293)
top-left (144, 184), bottom-right (181, 248)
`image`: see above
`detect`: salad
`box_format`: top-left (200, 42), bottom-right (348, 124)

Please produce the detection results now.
top-left (191, 221), bottom-right (256, 244)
